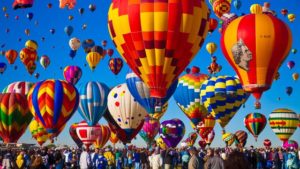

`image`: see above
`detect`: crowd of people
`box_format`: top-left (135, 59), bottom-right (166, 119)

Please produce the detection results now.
top-left (0, 144), bottom-right (299, 169)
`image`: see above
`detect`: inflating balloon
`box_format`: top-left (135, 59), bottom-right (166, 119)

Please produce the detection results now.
top-left (108, 0), bottom-right (210, 99)
top-left (198, 140), bottom-right (207, 149)
top-left (159, 119), bottom-right (185, 148)
top-left (109, 129), bottom-right (119, 145)
top-left (29, 119), bottom-right (49, 146)
top-left (78, 81), bottom-right (110, 126)
top-left (139, 117), bottom-right (160, 145)
top-left (63, 66), bottom-right (82, 85)
top-left (2, 81), bottom-right (34, 96)
top-left (76, 121), bottom-right (101, 149)
top-left (27, 80), bottom-right (79, 138)
top-left (244, 113), bottom-right (266, 141)
top-left (94, 125), bottom-right (110, 149)
top-left (156, 136), bottom-right (168, 150)
top-left (269, 108), bottom-right (298, 142)
top-left (69, 123), bottom-right (83, 148)
top-left (200, 76), bottom-right (247, 129)
top-left (174, 66), bottom-right (209, 127)
top-left (184, 132), bottom-right (198, 147)
top-left (196, 114), bottom-right (216, 140)
top-left (0, 93), bottom-right (33, 143)
top-left (221, 13), bottom-right (292, 109)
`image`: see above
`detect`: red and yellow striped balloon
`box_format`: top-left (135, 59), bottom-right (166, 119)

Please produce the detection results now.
top-left (27, 80), bottom-right (79, 138)
top-left (109, 129), bottom-right (119, 145)
top-left (94, 125), bottom-right (111, 149)
top-left (108, 0), bottom-right (210, 98)
top-left (0, 93), bottom-right (33, 143)
top-left (213, 0), bottom-right (231, 18)
top-left (221, 14), bottom-right (292, 108)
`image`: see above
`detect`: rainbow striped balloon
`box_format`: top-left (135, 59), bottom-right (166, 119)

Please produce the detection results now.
top-left (244, 113), bottom-right (266, 141)
top-left (269, 108), bottom-right (298, 142)
top-left (200, 76), bottom-right (247, 129)
top-left (0, 93), bottom-right (33, 143)
top-left (27, 80), bottom-right (79, 138)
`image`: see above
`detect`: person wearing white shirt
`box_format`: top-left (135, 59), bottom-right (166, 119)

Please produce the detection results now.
top-left (80, 148), bottom-right (92, 169)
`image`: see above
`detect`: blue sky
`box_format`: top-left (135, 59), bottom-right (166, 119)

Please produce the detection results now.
top-left (0, 0), bottom-right (299, 148)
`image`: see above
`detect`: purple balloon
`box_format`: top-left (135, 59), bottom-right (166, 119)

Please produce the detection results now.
top-left (63, 66), bottom-right (82, 85)
top-left (287, 61), bottom-right (295, 69)
top-left (159, 118), bottom-right (185, 148)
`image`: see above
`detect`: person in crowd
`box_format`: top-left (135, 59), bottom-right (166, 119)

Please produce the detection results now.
top-left (115, 149), bottom-right (122, 168)
top-left (164, 148), bottom-right (175, 169)
top-left (91, 148), bottom-right (99, 169)
top-left (149, 148), bottom-right (162, 169)
top-left (16, 151), bottom-right (25, 169)
top-left (95, 151), bottom-right (107, 169)
top-left (2, 150), bottom-right (15, 169)
top-left (140, 149), bottom-right (149, 169)
top-left (128, 151), bottom-right (133, 168)
top-left (80, 147), bottom-right (92, 169)
top-left (188, 146), bottom-right (203, 169)
top-left (206, 148), bottom-right (224, 169)
top-left (63, 148), bottom-right (72, 169)
top-left (104, 147), bottom-right (115, 169)
top-left (133, 148), bottom-right (141, 169)
top-left (224, 150), bottom-right (250, 169)
top-left (181, 149), bottom-right (190, 169)
top-left (54, 149), bottom-right (64, 169)
top-left (31, 155), bottom-right (47, 169)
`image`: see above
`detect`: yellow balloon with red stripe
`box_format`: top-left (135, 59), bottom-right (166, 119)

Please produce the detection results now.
top-left (220, 14), bottom-right (292, 108)
top-left (109, 130), bottom-right (119, 145)
top-left (108, 0), bottom-right (210, 99)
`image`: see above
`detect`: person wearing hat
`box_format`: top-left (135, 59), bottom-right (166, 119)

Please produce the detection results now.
top-left (188, 146), bottom-right (202, 169)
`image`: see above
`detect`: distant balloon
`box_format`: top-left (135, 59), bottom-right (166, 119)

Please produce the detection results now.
top-left (234, 130), bottom-right (248, 147)
top-left (281, 9), bottom-right (288, 16)
top-left (50, 28), bottom-right (55, 34)
top-left (86, 51), bottom-right (103, 71)
top-left (79, 8), bottom-right (84, 15)
top-left (64, 26), bottom-right (74, 36)
top-left (2, 6), bottom-right (7, 12)
top-left (82, 39), bottom-right (95, 53)
top-left (82, 24), bottom-right (87, 30)
top-left (68, 15), bottom-right (74, 20)
top-left (286, 86), bottom-right (293, 96)
top-left (63, 66), bottom-right (82, 85)
top-left (5, 49), bottom-right (18, 64)
top-left (212, 0), bottom-right (231, 18)
top-left (292, 73), bottom-right (299, 81)
top-left (108, 57), bottom-right (123, 75)
top-left (222, 132), bottom-right (236, 146)
top-left (26, 12), bottom-right (33, 20)
top-left (89, 4), bottom-right (96, 12)
top-left (233, 0), bottom-right (241, 10)
top-left (0, 62), bottom-right (7, 74)
top-left (263, 139), bottom-right (271, 148)
top-left (106, 49), bottom-right (114, 57)
top-left (206, 42), bottom-right (218, 55)
top-left (139, 117), bottom-right (160, 145)
top-left (34, 73), bottom-right (39, 79)
top-left (291, 49), bottom-right (297, 54)
top-left (287, 61), bottom-right (295, 70)
top-left (47, 3), bottom-right (52, 8)
top-left (250, 4), bottom-right (263, 14)
top-left (40, 55), bottom-right (50, 69)
top-left (101, 40), bottom-right (107, 47)
top-left (208, 18), bottom-right (218, 34)
top-left (25, 29), bottom-right (30, 36)
top-left (69, 37), bottom-right (81, 51)
top-left (288, 14), bottom-right (296, 22)
top-left (159, 119), bottom-right (185, 148)
top-left (59, 0), bottom-right (76, 9)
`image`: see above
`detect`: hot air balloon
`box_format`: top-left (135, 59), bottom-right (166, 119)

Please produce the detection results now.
top-left (233, 0), bottom-right (241, 10)
top-left (250, 4), bottom-right (263, 14)
top-left (25, 40), bottom-right (38, 51)
top-left (109, 129), bottom-right (119, 146)
top-left (174, 67), bottom-right (209, 127)
top-left (69, 37), bottom-right (81, 58)
top-left (274, 72), bottom-right (280, 81)
top-left (204, 129), bottom-right (215, 146)
top-left (107, 83), bottom-right (147, 144)
top-left (68, 15), bottom-right (74, 20)
top-left (13, 0), bottom-right (34, 10)
top-left (78, 8), bottom-right (84, 14)
top-left (106, 49), bottom-right (114, 57)
top-left (291, 48), bottom-right (297, 54)
top-left (156, 136), bottom-right (168, 150)
top-left (198, 140), bottom-right (207, 149)
top-left (101, 40), bottom-right (107, 48)
top-left (208, 18), bottom-right (219, 34)
top-left (283, 140), bottom-right (298, 150)
top-left (288, 14), bottom-right (296, 22)
top-left (220, 13), bottom-right (238, 32)
top-left (82, 39), bottom-right (95, 53)
top-left (126, 70), bottom-right (177, 117)
top-left (40, 55), bottom-right (50, 69)
top-left (78, 81), bottom-right (110, 126)
top-left (0, 62), bottom-right (7, 74)
top-left (152, 102), bottom-right (168, 120)
top-left (287, 61), bottom-right (295, 70)
top-left (207, 56), bottom-right (222, 74)
top-left (29, 120), bottom-right (39, 139)
top-left (298, 114), bottom-right (300, 128)
top-left (69, 123), bottom-right (83, 147)
top-left (108, 57), bottom-right (123, 75)
top-left (184, 132), bottom-right (198, 147)
top-left (244, 113), bottom-right (266, 141)
top-left (2, 81), bottom-right (34, 96)
top-left (234, 130), bottom-right (248, 147)
top-left (263, 139), bottom-right (271, 149)
top-left (94, 125), bottom-right (111, 149)
top-left (222, 132), bottom-right (236, 146)
top-left (220, 13), bottom-right (292, 109)
top-left (49, 28), bottom-right (55, 34)
top-left (281, 9), bottom-right (288, 16)
top-left (0, 93), bottom-right (33, 143)
top-left (159, 119), bottom-right (185, 148)
top-left (19, 48), bottom-right (37, 75)
top-left (206, 43), bottom-right (218, 55)
top-left (86, 51), bottom-right (103, 71)
top-left (76, 121), bottom-right (101, 149)
top-left (195, 114), bottom-right (216, 140)
top-left (286, 87), bottom-right (293, 96)
top-left (29, 119), bottom-right (49, 146)
top-left (269, 108), bottom-right (298, 142)
top-left (26, 12), bottom-right (33, 20)
top-left (47, 3), bottom-right (52, 8)
top-left (25, 29), bottom-right (30, 36)
top-left (212, 0), bottom-right (231, 18)
top-left (82, 24), bottom-right (87, 30)
top-left (5, 50), bottom-right (18, 64)
top-left (89, 4), bottom-right (96, 12)
top-left (63, 66), bottom-right (82, 85)
top-left (292, 73), bottom-right (299, 81)
top-left (108, 0), bottom-right (210, 99)
top-left (139, 117), bottom-right (160, 146)
top-left (59, 0), bottom-right (76, 9)
top-left (200, 76), bottom-right (247, 129)
top-left (27, 80), bottom-right (79, 138)
top-left (64, 26), bottom-right (74, 36)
